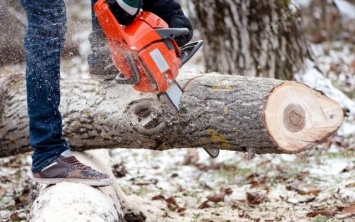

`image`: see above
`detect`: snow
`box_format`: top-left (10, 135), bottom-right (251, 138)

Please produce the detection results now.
top-left (295, 60), bottom-right (355, 114)
top-left (295, 42), bottom-right (355, 139)
top-left (333, 0), bottom-right (355, 20)
top-left (291, 0), bottom-right (312, 8)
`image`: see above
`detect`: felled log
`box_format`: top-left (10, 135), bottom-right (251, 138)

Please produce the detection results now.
top-left (0, 72), bottom-right (344, 157)
top-left (29, 149), bottom-right (146, 222)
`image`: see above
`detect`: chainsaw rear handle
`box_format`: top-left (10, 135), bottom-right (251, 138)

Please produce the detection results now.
top-left (155, 28), bottom-right (189, 40)
top-left (180, 40), bottom-right (203, 67)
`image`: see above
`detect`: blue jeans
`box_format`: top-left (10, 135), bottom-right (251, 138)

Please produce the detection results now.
top-left (21, 0), bottom-right (101, 173)
top-left (21, 0), bottom-right (70, 173)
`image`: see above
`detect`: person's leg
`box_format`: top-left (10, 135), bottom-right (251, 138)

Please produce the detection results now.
top-left (20, 0), bottom-right (112, 186)
top-left (20, 0), bottom-right (69, 173)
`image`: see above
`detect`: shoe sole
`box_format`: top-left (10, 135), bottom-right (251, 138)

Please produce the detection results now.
top-left (33, 177), bottom-right (114, 187)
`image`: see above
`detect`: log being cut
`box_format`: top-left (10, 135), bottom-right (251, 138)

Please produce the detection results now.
top-left (0, 72), bottom-right (344, 157)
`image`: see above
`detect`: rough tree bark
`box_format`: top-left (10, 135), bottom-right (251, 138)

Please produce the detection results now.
top-left (0, 72), bottom-right (344, 158)
top-left (189, 0), bottom-right (309, 80)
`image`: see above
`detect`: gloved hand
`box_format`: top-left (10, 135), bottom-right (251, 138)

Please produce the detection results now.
top-left (109, 0), bottom-right (142, 25)
top-left (166, 14), bottom-right (193, 47)
top-left (143, 0), bottom-right (193, 46)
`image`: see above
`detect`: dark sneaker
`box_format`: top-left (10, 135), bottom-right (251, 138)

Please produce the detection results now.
top-left (87, 31), bottom-right (120, 80)
top-left (33, 155), bottom-right (113, 186)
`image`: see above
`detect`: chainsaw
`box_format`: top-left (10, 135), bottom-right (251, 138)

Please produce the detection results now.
top-left (94, 0), bottom-right (219, 158)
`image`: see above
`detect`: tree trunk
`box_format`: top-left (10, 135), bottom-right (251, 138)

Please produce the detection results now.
top-left (0, 1), bottom-right (26, 65)
top-left (0, 0), bottom-right (90, 66)
top-left (0, 72), bottom-right (344, 157)
top-left (190, 0), bottom-right (309, 80)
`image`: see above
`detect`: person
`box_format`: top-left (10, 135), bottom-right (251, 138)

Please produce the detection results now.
top-left (19, 0), bottom-right (192, 186)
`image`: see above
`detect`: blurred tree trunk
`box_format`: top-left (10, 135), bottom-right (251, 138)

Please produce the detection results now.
top-left (0, 0), bottom-right (89, 66)
top-left (190, 0), bottom-right (309, 80)
top-left (0, 1), bottom-right (26, 65)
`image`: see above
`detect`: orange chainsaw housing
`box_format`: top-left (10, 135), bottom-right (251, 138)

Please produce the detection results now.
top-left (94, 0), bottom-right (182, 92)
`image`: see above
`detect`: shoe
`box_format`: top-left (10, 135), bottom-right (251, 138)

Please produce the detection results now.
top-left (87, 31), bottom-right (120, 80)
top-left (33, 155), bottom-right (113, 186)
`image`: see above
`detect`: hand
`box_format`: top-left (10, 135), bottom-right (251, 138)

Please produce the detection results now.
top-left (167, 14), bottom-right (193, 47)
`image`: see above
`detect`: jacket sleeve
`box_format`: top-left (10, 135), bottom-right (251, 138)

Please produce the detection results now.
top-left (142, 0), bottom-right (193, 46)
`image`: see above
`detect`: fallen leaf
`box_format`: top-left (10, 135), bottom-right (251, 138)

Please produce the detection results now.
top-left (297, 188), bottom-right (321, 196)
top-left (152, 194), bottom-right (165, 201)
top-left (10, 212), bottom-right (21, 220)
top-left (133, 178), bottom-right (158, 186)
top-left (246, 192), bottom-right (267, 205)
top-left (112, 162), bottom-right (127, 178)
top-left (170, 173), bottom-right (179, 178)
top-left (166, 197), bottom-right (185, 213)
top-left (298, 196), bottom-right (316, 204)
top-left (341, 165), bottom-right (354, 173)
top-left (345, 182), bottom-right (355, 188)
top-left (306, 206), bottom-right (338, 217)
top-left (209, 161), bottom-right (224, 170)
top-left (198, 187), bottom-right (233, 209)
top-left (181, 148), bottom-right (199, 165)
top-left (195, 163), bottom-right (208, 171)
top-left (337, 205), bottom-right (355, 219)
top-left (222, 164), bottom-right (238, 171)
top-left (349, 59), bottom-right (355, 74)
top-left (247, 174), bottom-right (268, 189)
top-left (166, 196), bottom-right (178, 206)
top-left (286, 184), bottom-right (321, 196)
top-left (198, 200), bottom-right (211, 209)
top-left (152, 195), bottom-right (186, 213)
top-left (207, 187), bottom-right (233, 203)
top-left (0, 187), bottom-right (6, 196)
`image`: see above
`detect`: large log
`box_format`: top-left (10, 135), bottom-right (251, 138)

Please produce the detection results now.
top-left (0, 72), bottom-right (344, 157)
top-left (29, 149), bottom-right (146, 222)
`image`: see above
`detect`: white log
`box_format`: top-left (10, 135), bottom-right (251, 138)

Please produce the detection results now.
top-left (29, 150), bottom-right (146, 222)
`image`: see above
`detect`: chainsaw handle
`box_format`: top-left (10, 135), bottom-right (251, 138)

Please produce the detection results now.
top-left (180, 40), bottom-right (203, 67)
top-left (155, 28), bottom-right (189, 40)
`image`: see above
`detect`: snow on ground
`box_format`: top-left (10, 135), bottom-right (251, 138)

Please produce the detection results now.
top-left (333, 0), bottom-right (355, 20)
top-left (2, 41), bottom-right (355, 221)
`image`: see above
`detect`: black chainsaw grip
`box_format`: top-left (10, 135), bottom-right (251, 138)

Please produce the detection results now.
top-left (179, 40), bottom-right (203, 67)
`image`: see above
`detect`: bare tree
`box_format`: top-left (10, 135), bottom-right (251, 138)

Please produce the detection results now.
top-left (190, 0), bottom-right (309, 80)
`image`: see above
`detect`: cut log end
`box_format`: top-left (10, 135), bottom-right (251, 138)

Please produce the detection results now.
top-left (264, 81), bottom-right (344, 153)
